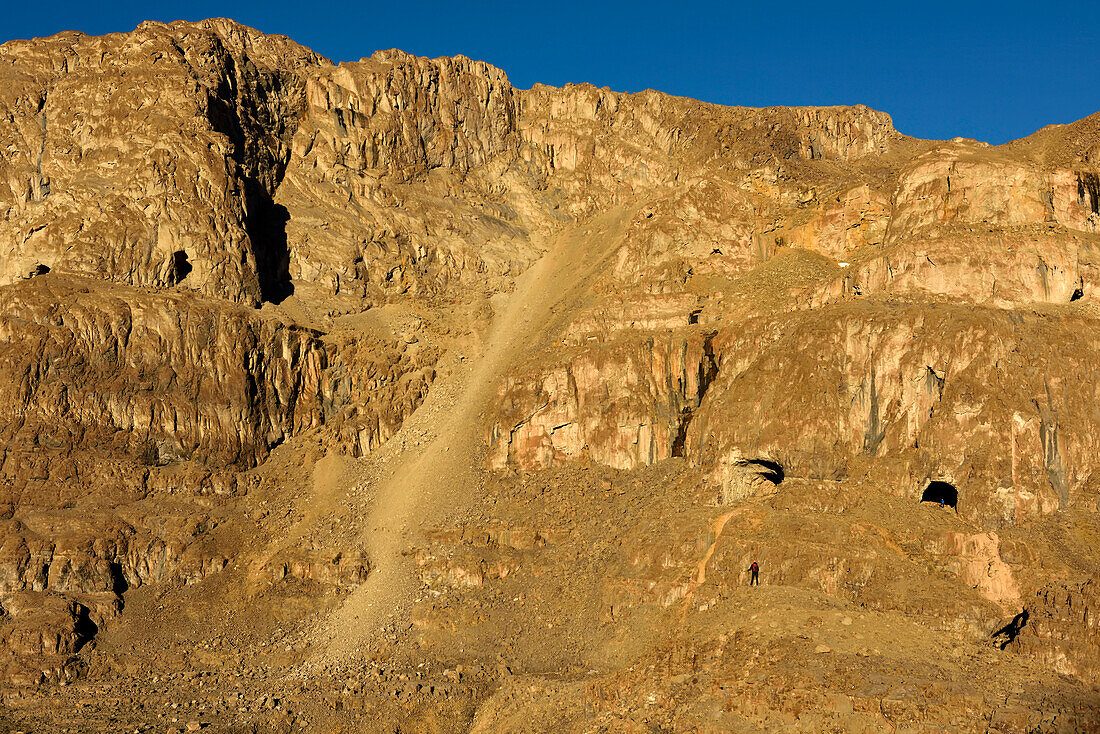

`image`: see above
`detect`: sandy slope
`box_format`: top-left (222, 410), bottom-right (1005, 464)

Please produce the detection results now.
top-left (311, 208), bottom-right (633, 664)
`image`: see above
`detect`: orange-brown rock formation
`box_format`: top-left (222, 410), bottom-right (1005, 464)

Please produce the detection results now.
top-left (0, 17), bottom-right (1097, 732)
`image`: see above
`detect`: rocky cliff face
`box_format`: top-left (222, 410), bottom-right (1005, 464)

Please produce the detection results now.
top-left (488, 331), bottom-right (716, 471)
top-left (0, 19), bottom-right (325, 304)
top-left (0, 276), bottom-right (436, 469)
top-left (0, 18), bottom-right (1098, 732)
top-left (275, 50), bottom-right (541, 305)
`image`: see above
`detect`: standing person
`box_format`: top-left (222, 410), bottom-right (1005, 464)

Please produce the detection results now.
top-left (749, 560), bottom-right (759, 586)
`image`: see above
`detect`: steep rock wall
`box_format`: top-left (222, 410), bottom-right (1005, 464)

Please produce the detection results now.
top-left (488, 332), bottom-right (717, 471)
top-left (689, 305), bottom-right (1100, 526)
top-left (0, 277), bottom-right (436, 468)
top-left (0, 19), bottom-right (324, 304)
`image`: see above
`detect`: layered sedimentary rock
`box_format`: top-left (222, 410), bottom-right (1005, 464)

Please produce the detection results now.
top-left (0, 276), bottom-right (436, 468)
top-left (0, 17), bottom-right (1099, 731)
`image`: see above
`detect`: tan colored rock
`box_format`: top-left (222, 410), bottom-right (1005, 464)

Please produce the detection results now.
top-left (689, 304), bottom-right (1099, 526)
top-left (0, 19), bottom-right (325, 304)
top-left (261, 547), bottom-right (369, 589)
top-left (0, 275), bottom-right (436, 468)
top-left (819, 227), bottom-right (1097, 307)
top-left (776, 184), bottom-right (891, 258)
top-left (1015, 579), bottom-right (1100, 683)
top-left (488, 331), bottom-right (716, 470)
top-left (1, 18), bottom-right (1100, 727)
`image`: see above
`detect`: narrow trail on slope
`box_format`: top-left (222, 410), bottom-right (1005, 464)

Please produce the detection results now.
top-left (311, 208), bottom-right (629, 665)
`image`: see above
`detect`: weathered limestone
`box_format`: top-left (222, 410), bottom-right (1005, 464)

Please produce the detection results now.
top-left (0, 19), bottom-right (1098, 721)
top-left (488, 332), bottom-right (716, 471)
top-left (0, 19), bottom-right (325, 304)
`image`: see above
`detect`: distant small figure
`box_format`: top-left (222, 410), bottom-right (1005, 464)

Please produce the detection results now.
top-left (939, 498), bottom-right (945, 507)
top-left (749, 560), bottom-right (759, 586)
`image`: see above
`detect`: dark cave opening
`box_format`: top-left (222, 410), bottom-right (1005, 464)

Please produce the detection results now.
top-left (169, 250), bottom-right (192, 285)
top-left (1070, 286), bottom-right (1084, 302)
top-left (737, 458), bottom-right (785, 485)
top-left (920, 480), bottom-right (958, 509)
top-left (247, 193), bottom-right (293, 304)
top-left (72, 604), bottom-right (99, 653)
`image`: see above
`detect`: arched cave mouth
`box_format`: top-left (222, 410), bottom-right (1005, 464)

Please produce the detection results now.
top-left (737, 458), bottom-right (785, 485)
top-left (920, 480), bottom-right (958, 509)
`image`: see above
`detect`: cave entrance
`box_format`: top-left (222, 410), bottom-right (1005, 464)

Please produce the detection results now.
top-left (738, 458), bottom-right (784, 485)
top-left (920, 480), bottom-right (957, 509)
top-left (169, 250), bottom-right (192, 285)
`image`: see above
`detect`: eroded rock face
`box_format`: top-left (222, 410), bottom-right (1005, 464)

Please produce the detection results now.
top-left (0, 277), bottom-right (326, 467)
top-left (890, 150), bottom-right (1100, 238)
top-left (1014, 579), bottom-right (1100, 683)
top-left (260, 547), bottom-right (370, 589)
top-left (0, 19), bottom-right (325, 304)
top-left (277, 51), bottom-right (542, 303)
top-left (488, 331), bottom-right (716, 471)
top-left (1, 16), bottom-right (1099, 727)
top-left (687, 305), bottom-right (1100, 528)
top-left (775, 184), bottom-right (891, 258)
top-left (0, 502), bottom-right (230, 685)
top-left (825, 228), bottom-right (1096, 307)
top-left (0, 276), bottom-right (437, 468)
top-left (494, 303), bottom-right (1100, 528)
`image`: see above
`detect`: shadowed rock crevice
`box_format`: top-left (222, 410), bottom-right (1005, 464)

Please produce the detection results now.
top-left (168, 251), bottom-right (192, 285)
top-left (672, 331), bottom-right (719, 458)
top-left (735, 458), bottom-right (784, 485)
top-left (1078, 172), bottom-right (1099, 214)
top-left (202, 45), bottom-right (307, 304)
top-left (245, 193), bottom-right (292, 303)
top-left (71, 605), bottom-right (98, 653)
top-left (992, 609), bottom-right (1029, 650)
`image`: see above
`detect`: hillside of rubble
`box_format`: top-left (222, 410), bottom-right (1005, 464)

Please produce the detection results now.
top-left (0, 18), bottom-right (1097, 732)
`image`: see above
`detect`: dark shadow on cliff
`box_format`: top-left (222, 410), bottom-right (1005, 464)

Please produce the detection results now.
top-left (73, 605), bottom-right (99, 653)
top-left (169, 250), bottom-right (192, 285)
top-left (738, 458), bottom-right (785, 485)
top-left (991, 609), bottom-right (1029, 650)
top-left (246, 184), bottom-right (293, 304)
top-left (202, 54), bottom-right (298, 305)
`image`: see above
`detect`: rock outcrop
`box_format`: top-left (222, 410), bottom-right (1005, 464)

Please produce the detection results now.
top-left (0, 19), bottom-right (325, 304)
top-left (1014, 579), bottom-right (1100, 683)
top-left (0, 17), bottom-right (1098, 732)
top-left (489, 331), bottom-right (716, 470)
top-left (0, 276), bottom-right (436, 468)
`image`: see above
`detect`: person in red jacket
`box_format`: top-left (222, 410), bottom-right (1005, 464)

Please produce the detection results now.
top-left (749, 560), bottom-right (760, 586)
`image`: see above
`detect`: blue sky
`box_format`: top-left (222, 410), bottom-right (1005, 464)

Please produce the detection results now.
top-left (2, 1), bottom-right (1097, 144)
